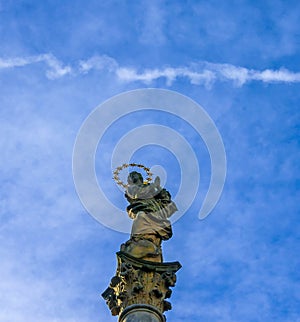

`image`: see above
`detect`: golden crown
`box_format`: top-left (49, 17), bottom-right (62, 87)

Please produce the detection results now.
top-left (113, 163), bottom-right (153, 189)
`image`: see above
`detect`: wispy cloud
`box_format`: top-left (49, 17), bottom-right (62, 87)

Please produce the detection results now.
top-left (1, 53), bottom-right (300, 86)
top-left (0, 54), bottom-right (72, 79)
top-left (79, 55), bottom-right (118, 74)
top-left (117, 62), bottom-right (300, 87)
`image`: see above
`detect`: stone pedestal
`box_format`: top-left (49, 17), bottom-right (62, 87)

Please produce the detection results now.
top-left (102, 251), bottom-right (181, 321)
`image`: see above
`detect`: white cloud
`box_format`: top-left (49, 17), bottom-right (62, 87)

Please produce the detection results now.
top-left (0, 54), bottom-right (72, 79)
top-left (116, 62), bottom-right (300, 87)
top-left (251, 68), bottom-right (300, 83)
top-left (210, 63), bottom-right (250, 86)
top-left (79, 54), bottom-right (118, 74)
top-left (1, 53), bottom-right (300, 86)
top-left (41, 54), bottom-right (72, 79)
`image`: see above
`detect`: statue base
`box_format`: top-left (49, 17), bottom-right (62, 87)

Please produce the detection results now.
top-left (102, 251), bottom-right (181, 320)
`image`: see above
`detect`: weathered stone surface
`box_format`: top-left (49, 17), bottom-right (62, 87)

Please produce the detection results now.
top-left (122, 172), bottom-right (177, 263)
top-left (102, 170), bottom-right (181, 320)
top-left (119, 304), bottom-right (164, 322)
top-left (102, 252), bottom-right (181, 317)
top-left (121, 312), bottom-right (160, 322)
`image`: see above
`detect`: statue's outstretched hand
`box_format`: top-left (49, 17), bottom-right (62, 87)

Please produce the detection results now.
top-left (154, 176), bottom-right (160, 187)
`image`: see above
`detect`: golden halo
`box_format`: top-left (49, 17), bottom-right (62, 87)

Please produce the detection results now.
top-left (113, 163), bottom-right (153, 189)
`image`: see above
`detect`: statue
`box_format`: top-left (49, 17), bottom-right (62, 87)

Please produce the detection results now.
top-left (102, 164), bottom-right (181, 320)
top-left (113, 164), bottom-right (177, 262)
top-left (121, 171), bottom-right (177, 262)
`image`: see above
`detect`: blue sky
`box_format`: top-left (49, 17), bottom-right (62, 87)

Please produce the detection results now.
top-left (0, 1), bottom-right (299, 321)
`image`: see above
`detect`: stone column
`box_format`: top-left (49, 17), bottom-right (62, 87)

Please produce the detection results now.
top-left (119, 304), bottom-right (164, 322)
top-left (102, 251), bottom-right (181, 321)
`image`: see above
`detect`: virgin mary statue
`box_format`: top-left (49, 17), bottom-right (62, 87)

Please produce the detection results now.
top-left (121, 171), bottom-right (177, 262)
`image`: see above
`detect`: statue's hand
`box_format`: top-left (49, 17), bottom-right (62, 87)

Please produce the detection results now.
top-left (154, 176), bottom-right (160, 187)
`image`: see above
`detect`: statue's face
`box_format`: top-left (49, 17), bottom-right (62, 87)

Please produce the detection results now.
top-left (128, 171), bottom-right (143, 185)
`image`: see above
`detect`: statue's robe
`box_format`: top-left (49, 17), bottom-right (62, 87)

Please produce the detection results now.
top-left (122, 179), bottom-right (177, 262)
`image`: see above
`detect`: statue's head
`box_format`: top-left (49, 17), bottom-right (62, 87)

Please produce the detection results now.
top-left (127, 171), bottom-right (143, 185)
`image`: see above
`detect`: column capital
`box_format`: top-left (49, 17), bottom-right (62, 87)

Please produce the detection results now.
top-left (102, 251), bottom-right (181, 318)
